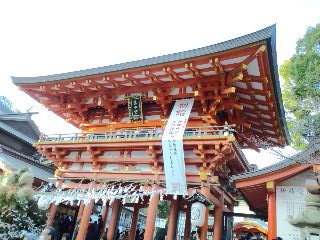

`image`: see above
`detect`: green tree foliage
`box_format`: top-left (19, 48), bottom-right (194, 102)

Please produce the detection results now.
top-left (280, 24), bottom-right (320, 149)
top-left (154, 200), bottom-right (170, 240)
top-left (157, 200), bottom-right (170, 218)
top-left (0, 168), bottom-right (47, 239)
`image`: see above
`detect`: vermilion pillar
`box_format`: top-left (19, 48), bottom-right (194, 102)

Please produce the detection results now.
top-left (128, 206), bottom-right (140, 240)
top-left (267, 192), bottom-right (277, 240)
top-left (100, 204), bottom-right (109, 236)
top-left (266, 181), bottom-right (276, 240)
top-left (76, 201), bottom-right (85, 222)
top-left (200, 207), bottom-right (209, 240)
top-left (47, 180), bottom-right (63, 227)
top-left (184, 204), bottom-right (191, 240)
top-left (213, 195), bottom-right (223, 240)
top-left (144, 193), bottom-right (160, 240)
top-left (107, 199), bottom-right (121, 240)
top-left (76, 199), bottom-right (94, 240)
top-left (167, 197), bottom-right (180, 240)
top-left (47, 203), bottom-right (58, 227)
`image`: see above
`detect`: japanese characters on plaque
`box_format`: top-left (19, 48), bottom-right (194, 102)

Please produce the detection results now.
top-left (276, 186), bottom-right (307, 240)
top-left (162, 98), bottom-right (194, 195)
top-left (127, 95), bottom-right (143, 122)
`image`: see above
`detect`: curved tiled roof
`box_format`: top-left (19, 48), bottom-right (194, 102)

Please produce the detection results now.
top-left (11, 24), bottom-right (290, 145)
top-left (12, 25), bottom-right (276, 84)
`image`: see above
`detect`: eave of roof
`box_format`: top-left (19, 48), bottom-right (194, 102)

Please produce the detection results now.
top-left (12, 25), bottom-right (276, 85)
top-left (265, 25), bottom-right (291, 145)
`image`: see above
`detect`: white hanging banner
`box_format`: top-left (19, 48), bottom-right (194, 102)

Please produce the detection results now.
top-left (162, 98), bottom-right (194, 195)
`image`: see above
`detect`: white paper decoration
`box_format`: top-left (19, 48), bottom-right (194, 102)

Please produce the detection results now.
top-left (37, 200), bottom-right (51, 210)
top-left (33, 182), bottom-right (170, 208)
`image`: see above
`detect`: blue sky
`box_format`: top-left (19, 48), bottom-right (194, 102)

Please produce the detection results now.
top-left (0, 0), bottom-right (319, 167)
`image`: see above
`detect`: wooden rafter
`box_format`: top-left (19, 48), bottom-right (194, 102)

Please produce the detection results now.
top-left (210, 58), bottom-right (226, 88)
top-left (122, 73), bottom-right (144, 86)
top-left (236, 87), bottom-right (271, 97)
top-left (208, 99), bottom-right (221, 115)
top-left (155, 88), bottom-right (169, 117)
top-left (195, 83), bottom-right (208, 113)
top-left (226, 72), bottom-right (244, 85)
top-left (237, 97), bottom-right (272, 108)
top-left (243, 106), bottom-right (275, 116)
top-left (234, 45), bottom-right (267, 74)
top-left (146, 145), bottom-right (162, 170)
top-left (143, 70), bottom-right (164, 84)
top-left (225, 45), bottom-right (266, 86)
top-left (220, 87), bottom-right (236, 95)
top-left (164, 67), bottom-right (183, 82)
top-left (185, 63), bottom-right (204, 79)
top-left (245, 75), bottom-right (268, 84)
top-left (244, 115), bottom-right (278, 126)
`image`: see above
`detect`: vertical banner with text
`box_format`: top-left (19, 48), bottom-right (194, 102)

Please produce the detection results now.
top-left (162, 98), bottom-right (194, 195)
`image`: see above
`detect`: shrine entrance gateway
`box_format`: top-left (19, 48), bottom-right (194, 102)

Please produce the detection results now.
top-left (12, 25), bottom-right (289, 240)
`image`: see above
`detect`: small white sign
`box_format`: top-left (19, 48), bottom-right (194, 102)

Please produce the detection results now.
top-left (155, 218), bottom-right (166, 228)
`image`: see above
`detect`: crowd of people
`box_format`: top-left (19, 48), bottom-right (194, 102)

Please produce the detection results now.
top-left (22, 217), bottom-right (146, 240)
top-left (26, 227), bottom-right (196, 240)
top-left (23, 226), bottom-right (278, 240)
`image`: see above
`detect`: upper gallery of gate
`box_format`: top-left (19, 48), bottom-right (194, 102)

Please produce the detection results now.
top-left (12, 25), bottom-right (289, 147)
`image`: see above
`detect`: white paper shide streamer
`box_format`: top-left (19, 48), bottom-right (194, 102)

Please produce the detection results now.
top-left (35, 182), bottom-right (169, 207)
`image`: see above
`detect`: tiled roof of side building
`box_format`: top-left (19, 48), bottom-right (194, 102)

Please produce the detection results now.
top-left (1, 120), bottom-right (39, 141)
top-left (231, 159), bottom-right (295, 181)
top-left (231, 138), bottom-right (320, 181)
top-left (0, 97), bottom-right (40, 143)
top-left (11, 25), bottom-right (275, 84)
top-left (0, 144), bottom-right (54, 173)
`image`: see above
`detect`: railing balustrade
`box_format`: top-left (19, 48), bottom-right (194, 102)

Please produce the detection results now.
top-left (39, 125), bottom-right (234, 143)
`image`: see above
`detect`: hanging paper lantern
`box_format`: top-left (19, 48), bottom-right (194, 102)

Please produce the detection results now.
top-left (191, 202), bottom-right (206, 227)
top-left (37, 200), bottom-right (51, 210)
